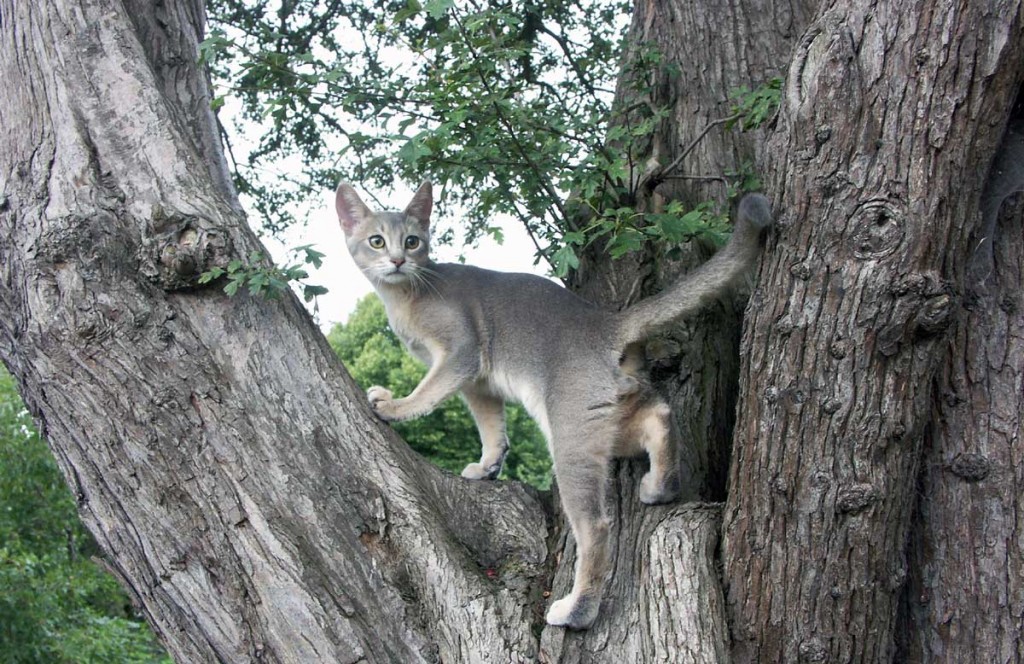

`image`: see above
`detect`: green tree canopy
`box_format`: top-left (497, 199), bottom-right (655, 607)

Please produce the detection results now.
top-left (205, 0), bottom-right (774, 281)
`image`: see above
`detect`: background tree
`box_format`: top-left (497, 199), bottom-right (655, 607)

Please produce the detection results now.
top-left (1, 1), bottom-right (1022, 663)
top-left (0, 370), bottom-right (170, 663)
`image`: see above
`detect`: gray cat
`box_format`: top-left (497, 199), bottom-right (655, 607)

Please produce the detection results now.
top-left (335, 181), bottom-right (772, 629)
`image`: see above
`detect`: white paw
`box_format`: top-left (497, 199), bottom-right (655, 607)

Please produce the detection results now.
top-left (639, 470), bottom-right (680, 505)
top-left (545, 596), bottom-right (576, 627)
top-left (366, 386), bottom-right (393, 405)
top-left (545, 594), bottom-right (599, 630)
top-left (461, 463), bottom-right (488, 480)
top-left (366, 386), bottom-right (399, 420)
top-left (461, 462), bottom-right (501, 480)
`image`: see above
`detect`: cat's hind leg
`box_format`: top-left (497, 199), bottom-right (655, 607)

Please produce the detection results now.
top-left (621, 397), bottom-right (681, 505)
top-left (545, 409), bottom-right (615, 630)
top-left (460, 383), bottom-right (509, 480)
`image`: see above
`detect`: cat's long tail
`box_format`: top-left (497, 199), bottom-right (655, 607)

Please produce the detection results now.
top-left (614, 193), bottom-right (773, 349)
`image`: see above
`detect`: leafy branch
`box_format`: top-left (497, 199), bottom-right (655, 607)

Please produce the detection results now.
top-left (198, 245), bottom-right (329, 305)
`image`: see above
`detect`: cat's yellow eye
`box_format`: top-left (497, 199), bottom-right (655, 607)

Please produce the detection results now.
top-left (405, 236), bottom-right (421, 250)
top-left (368, 235), bottom-right (385, 249)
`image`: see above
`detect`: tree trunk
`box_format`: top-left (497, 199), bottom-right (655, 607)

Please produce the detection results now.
top-left (6, 1), bottom-right (1023, 662)
top-left (723, 1), bottom-right (1024, 662)
top-left (569, 0), bottom-right (816, 501)
top-left (540, 2), bottom-right (814, 660)
top-left (901, 116), bottom-right (1024, 662)
top-left (0, 1), bottom-right (731, 661)
top-left (0, 1), bottom-right (547, 660)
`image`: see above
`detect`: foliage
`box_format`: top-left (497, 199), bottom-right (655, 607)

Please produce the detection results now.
top-left (198, 244), bottom-right (328, 305)
top-left (0, 370), bottom-right (170, 664)
top-left (205, 0), bottom-right (639, 263)
top-left (328, 294), bottom-right (552, 488)
top-left (204, 0), bottom-right (626, 238)
top-left (726, 77), bottom-right (783, 131)
top-left (205, 1), bottom-right (778, 282)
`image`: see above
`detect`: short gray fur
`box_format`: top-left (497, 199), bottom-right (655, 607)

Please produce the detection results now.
top-left (335, 181), bottom-right (772, 630)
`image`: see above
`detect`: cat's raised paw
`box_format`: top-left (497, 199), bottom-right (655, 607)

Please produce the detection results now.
top-left (366, 385), bottom-right (393, 404)
top-left (461, 462), bottom-right (502, 480)
top-left (545, 594), bottom-right (599, 630)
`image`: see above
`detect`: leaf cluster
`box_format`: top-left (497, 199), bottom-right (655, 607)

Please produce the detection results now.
top-left (206, 0), bottom-right (628, 262)
top-left (206, 2), bottom-right (779, 282)
top-left (198, 244), bottom-right (329, 305)
top-left (726, 77), bottom-right (783, 131)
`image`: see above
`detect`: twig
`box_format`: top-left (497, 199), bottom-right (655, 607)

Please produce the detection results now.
top-left (639, 113), bottom-right (741, 193)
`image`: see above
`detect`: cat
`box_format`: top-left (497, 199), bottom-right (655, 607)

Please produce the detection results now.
top-left (335, 181), bottom-right (772, 630)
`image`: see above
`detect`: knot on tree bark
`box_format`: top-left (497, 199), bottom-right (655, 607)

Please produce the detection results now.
top-left (948, 453), bottom-right (991, 482)
top-left (835, 483), bottom-right (880, 514)
top-left (850, 199), bottom-right (906, 261)
top-left (144, 206), bottom-right (231, 290)
top-left (877, 272), bottom-right (956, 356)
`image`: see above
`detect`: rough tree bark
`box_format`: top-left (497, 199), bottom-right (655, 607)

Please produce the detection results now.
top-left (543, 1), bottom-right (816, 660)
top-left (724, 1), bottom-right (1024, 662)
top-left (4, 0), bottom-right (1023, 662)
top-left (569, 0), bottom-right (817, 501)
top-left (0, 1), bottom-right (732, 662)
top-left (0, 0), bottom-right (547, 661)
top-left (901, 116), bottom-right (1024, 661)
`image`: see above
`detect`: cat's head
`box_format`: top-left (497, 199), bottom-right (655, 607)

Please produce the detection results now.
top-left (335, 181), bottom-right (433, 287)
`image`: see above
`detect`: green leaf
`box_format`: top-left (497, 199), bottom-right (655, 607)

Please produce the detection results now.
top-left (198, 267), bottom-right (225, 284)
top-left (551, 244), bottom-right (580, 278)
top-left (303, 285), bottom-right (329, 302)
top-left (302, 247), bottom-right (326, 268)
top-left (606, 228), bottom-right (645, 258)
top-left (424, 0), bottom-right (454, 19)
top-left (397, 136), bottom-right (433, 167)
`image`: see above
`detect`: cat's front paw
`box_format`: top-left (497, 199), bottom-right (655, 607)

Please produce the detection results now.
top-left (545, 594), bottom-right (599, 630)
top-left (461, 462), bottom-right (502, 480)
top-left (366, 386), bottom-right (399, 421)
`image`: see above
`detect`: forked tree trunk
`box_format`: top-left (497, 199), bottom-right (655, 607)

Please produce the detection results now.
top-left (724, 1), bottom-right (1024, 661)
top-left (4, 0), bottom-right (1024, 662)
top-left (0, 1), bottom-right (731, 662)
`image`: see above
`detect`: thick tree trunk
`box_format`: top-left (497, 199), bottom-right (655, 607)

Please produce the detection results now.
top-left (0, 1), bottom-right (732, 662)
top-left (570, 0), bottom-right (816, 501)
top-left (901, 124), bottom-right (1024, 661)
top-left (724, 2), bottom-right (1024, 662)
top-left (0, 1), bottom-right (547, 661)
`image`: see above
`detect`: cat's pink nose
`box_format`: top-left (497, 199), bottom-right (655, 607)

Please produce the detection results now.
top-left (391, 258), bottom-right (405, 268)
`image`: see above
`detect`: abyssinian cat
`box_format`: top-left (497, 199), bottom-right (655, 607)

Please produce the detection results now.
top-left (335, 181), bottom-right (772, 629)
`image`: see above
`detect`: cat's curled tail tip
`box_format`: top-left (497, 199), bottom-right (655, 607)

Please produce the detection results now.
top-left (738, 193), bottom-right (773, 230)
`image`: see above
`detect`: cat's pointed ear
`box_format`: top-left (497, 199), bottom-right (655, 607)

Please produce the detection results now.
top-left (335, 183), bottom-right (373, 235)
top-left (404, 181), bottom-right (433, 231)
